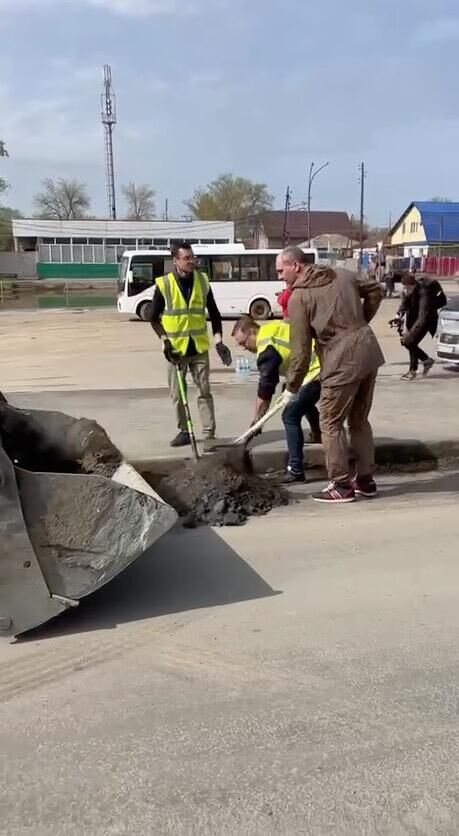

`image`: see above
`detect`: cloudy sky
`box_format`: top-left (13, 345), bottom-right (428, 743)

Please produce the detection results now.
top-left (1, 0), bottom-right (459, 224)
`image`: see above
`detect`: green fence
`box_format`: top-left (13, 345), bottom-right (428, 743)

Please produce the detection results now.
top-left (37, 263), bottom-right (119, 280)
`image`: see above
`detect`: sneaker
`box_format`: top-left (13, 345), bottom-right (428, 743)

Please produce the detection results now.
top-left (422, 358), bottom-right (435, 377)
top-left (353, 476), bottom-right (377, 498)
top-left (401, 371), bottom-right (417, 381)
top-left (278, 467), bottom-right (305, 484)
top-left (170, 430), bottom-right (191, 448)
top-left (312, 481), bottom-right (356, 504)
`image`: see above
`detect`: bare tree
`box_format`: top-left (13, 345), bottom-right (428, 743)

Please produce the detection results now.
top-left (122, 182), bottom-right (156, 220)
top-left (33, 178), bottom-right (91, 220)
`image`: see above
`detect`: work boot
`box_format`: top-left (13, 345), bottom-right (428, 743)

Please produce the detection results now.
top-left (170, 430), bottom-right (191, 448)
top-left (353, 475), bottom-right (378, 498)
top-left (312, 481), bottom-right (356, 504)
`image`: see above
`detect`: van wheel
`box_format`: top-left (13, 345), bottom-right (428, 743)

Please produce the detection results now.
top-left (249, 299), bottom-right (271, 320)
top-left (138, 301), bottom-right (153, 321)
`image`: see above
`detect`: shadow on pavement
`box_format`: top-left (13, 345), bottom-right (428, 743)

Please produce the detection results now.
top-left (24, 526), bottom-right (280, 641)
top-left (379, 470), bottom-right (459, 498)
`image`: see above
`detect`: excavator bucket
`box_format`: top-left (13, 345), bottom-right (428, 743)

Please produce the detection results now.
top-left (0, 398), bottom-right (178, 638)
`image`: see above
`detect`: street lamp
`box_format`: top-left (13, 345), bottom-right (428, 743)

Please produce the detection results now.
top-left (307, 161), bottom-right (329, 247)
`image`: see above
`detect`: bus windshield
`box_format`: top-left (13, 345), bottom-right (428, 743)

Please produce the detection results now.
top-left (117, 256), bottom-right (129, 294)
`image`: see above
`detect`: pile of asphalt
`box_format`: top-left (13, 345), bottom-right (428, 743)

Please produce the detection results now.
top-left (158, 457), bottom-right (288, 527)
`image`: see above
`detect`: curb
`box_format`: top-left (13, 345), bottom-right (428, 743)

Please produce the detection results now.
top-left (132, 438), bottom-right (459, 483)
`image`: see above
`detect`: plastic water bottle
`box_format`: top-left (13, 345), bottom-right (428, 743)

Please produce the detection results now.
top-left (235, 357), bottom-right (251, 378)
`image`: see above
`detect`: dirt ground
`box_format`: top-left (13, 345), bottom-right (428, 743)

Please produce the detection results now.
top-left (0, 300), bottom-right (430, 393)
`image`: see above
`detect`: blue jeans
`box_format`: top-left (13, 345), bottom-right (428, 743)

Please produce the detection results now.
top-left (282, 381), bottom-right (321, 474)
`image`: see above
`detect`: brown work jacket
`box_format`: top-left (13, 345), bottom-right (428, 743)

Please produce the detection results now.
top-left (287, 266), bottom-right (385, 392)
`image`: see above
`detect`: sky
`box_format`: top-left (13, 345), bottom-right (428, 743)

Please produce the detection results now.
top-left (1, 0), bottom-right (459, 225)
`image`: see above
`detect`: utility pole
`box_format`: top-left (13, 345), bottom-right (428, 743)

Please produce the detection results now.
top-left (164, 198), bottom-right (169, 221)
top-left (358, 162), bottom-right (366, 272)
top-left (282, 185), bottom-right (291, 247)
top-left (101, 65), bottom-right (117, 220)
top-left (307, 161), bottom-right (329, 246)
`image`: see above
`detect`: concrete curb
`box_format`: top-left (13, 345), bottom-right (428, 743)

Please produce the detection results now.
top-left (132, 438), bottom-right (459, 483)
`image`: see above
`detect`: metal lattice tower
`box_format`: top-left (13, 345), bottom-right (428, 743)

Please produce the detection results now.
top-left (101, 65), bottom-right (117, 220)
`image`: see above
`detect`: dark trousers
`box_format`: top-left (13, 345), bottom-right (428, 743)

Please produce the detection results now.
top-left (282, 381), bottom-right (321, 474)
top-left (405, 328), bottom-right (430, 372)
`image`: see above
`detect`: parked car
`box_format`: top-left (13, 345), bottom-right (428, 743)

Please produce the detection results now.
top-left (437, 296), bottom-right (459, 366)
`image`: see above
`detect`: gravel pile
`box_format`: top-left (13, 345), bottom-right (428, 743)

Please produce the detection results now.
top-left (158, 457), bottom-right (288, 527)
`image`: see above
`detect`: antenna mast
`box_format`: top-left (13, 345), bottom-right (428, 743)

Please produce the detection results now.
top-left (101, 65), bottom-right (117, 220)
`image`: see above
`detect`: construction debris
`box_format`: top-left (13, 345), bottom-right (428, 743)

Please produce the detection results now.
top-left (158, 456), bottom-right (288, 527)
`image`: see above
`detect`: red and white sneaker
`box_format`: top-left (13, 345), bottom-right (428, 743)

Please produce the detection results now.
top-left (312, 481), bottom-right (356, 504)
top-left (353, 476), bottom-right (378, 498)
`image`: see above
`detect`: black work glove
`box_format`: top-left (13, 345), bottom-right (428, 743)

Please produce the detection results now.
top-left (163, 339), bottom-right (181, 364)
top-left (216, 342), bottom-right (232, 366)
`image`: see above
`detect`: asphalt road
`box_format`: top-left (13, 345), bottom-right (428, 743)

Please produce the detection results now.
top-left (1, 471), bottom-right (458, 835)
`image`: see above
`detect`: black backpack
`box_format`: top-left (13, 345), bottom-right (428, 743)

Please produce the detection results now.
top-left (422, 278), bottom-right (447, 311)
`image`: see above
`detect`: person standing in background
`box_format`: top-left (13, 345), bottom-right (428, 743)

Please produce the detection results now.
top-left (150, 241), bottom-right (232, 447)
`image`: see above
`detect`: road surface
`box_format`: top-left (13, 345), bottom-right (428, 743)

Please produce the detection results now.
top-left (1, 471), bottom-right (458, 835)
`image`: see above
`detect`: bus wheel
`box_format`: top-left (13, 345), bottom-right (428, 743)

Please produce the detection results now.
top-left (138, 301), bottom-right (153, 321)
top-left (249, 299), bottom-right (271, 320)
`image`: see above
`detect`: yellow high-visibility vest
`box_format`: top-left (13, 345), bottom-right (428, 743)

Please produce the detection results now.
top-left (156, 271), bottom-right (210, 356)
top-left (256, 321), bottom-right (320, 385)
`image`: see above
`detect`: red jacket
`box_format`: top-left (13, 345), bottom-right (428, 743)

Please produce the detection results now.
top-left (277, 287), bottom-right (292, 319)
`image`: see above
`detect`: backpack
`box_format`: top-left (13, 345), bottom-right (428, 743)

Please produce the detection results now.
top-left (422, 278), bottom-right (447, 311)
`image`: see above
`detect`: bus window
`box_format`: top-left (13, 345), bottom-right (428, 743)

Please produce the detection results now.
top-left (259, 254), bottom-right (277, 281)
top-left (194, 256), bottom-right (211, 275)
top-left (240, 256), bottom-right (260, 281)
top-left (210, 256), bottom-right (241, 282)
top-left (127, 257), bottom-right (165, 296)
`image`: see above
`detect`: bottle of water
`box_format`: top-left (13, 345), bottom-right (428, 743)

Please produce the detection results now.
top-left (235, 357), bottom-right (251, 378)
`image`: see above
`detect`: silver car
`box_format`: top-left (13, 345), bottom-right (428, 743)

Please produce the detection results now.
top-left (437, 296), bottom-right (459, 366)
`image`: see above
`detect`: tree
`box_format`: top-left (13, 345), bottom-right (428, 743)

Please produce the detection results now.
top-left (33, 178), bottom-right (91, 220)
top-left (0, 177), bottom-right (8, 199)
top-left (0, 206), bottom-right (23, 252)
top-left (185, 173), bottom-right (274, 240)
top-left (121, 182), bottom-right (156, 220)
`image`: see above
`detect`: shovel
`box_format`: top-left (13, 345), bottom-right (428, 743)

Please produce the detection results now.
top-left (205, 394), bottom-right (287, 472)
top-left (176, 366), bottom-right (200, 462)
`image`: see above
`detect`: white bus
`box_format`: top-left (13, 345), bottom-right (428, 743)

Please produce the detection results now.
top-left (116, 244), bottom-right (318, 320)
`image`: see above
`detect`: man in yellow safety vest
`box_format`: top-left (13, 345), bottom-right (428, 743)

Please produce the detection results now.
top-left (150, 241), bottom-right (232, 447)
top-left (232, 315), bottom-right (321, 483)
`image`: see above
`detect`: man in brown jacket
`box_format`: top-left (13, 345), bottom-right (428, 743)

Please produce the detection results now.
top-left (277, 247), bottom-right (384, 504)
